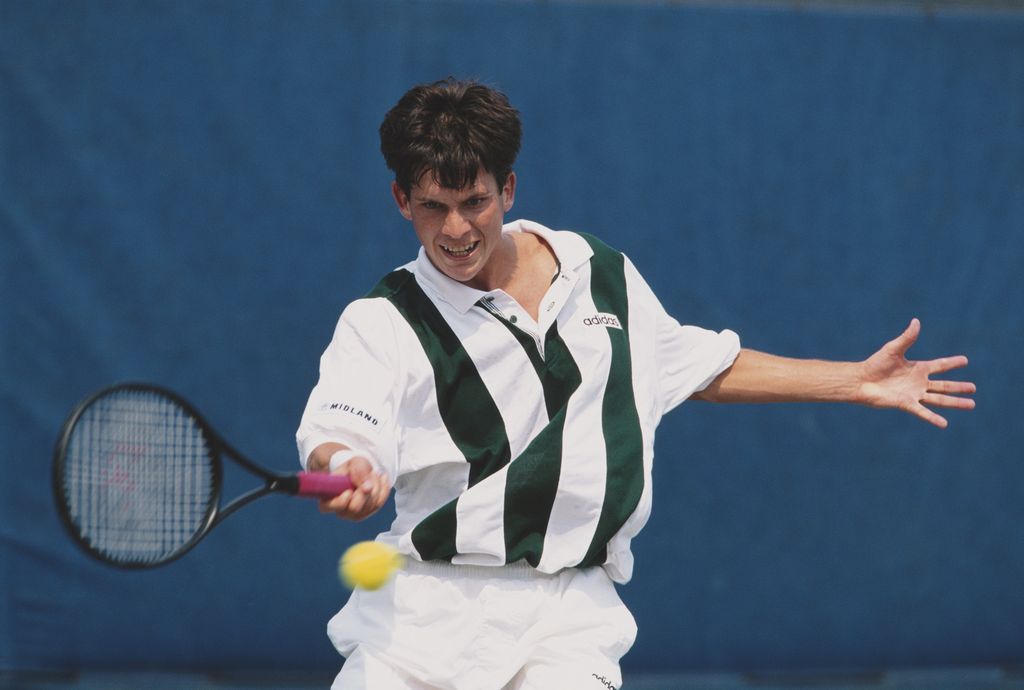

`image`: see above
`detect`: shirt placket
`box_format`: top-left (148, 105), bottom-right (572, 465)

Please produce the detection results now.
top-left (487, 267), bottom-right (578, 360)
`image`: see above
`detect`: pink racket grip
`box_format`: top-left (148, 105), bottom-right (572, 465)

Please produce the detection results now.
top-left (296, 472), bottom-right (356, 498)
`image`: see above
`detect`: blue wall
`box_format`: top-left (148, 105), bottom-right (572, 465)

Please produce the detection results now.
top-left (2, 0), bottom-right (1022, 676)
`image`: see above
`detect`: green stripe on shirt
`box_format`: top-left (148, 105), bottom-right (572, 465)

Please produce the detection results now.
top-left (368, 270), bottom-right (511, 561)
top-left (481, 313), bottom-right (582, 566)
top-left (577, 233), bottom-right (645, 568)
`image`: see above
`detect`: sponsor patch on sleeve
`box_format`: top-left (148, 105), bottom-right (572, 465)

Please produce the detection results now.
top-left (318, 402), bottom-right (380, 427)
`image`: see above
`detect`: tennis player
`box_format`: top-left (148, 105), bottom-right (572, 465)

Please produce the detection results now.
top-left (296, 78), bottom-right (975, 690)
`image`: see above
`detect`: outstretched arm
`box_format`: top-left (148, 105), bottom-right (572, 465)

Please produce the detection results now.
top-left (692, 318), bottom-right (976, 428)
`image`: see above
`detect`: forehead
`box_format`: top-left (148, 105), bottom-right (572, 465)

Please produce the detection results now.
top-left (411, 169), bottom-right (499, 199)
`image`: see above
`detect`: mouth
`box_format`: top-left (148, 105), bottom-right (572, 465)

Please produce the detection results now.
top-left (440, 240), bottom-right (480, 259)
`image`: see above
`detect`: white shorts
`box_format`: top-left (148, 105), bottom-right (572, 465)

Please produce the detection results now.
top-left (328, 559), bottom-right (637, 690)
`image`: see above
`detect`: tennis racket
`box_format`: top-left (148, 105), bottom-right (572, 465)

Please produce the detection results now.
top-left (53, 382), bottom-right (354, 569)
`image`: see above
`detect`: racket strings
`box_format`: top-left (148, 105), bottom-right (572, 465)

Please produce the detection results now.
top-left (62, 389), bottom-right (216, 565)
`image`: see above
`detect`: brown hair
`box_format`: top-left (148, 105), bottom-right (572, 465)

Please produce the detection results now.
top-left (379, 78), bottom-right (522, 195)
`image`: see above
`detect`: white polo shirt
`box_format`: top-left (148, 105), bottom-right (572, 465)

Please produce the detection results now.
top-left (297, 219), bottom-right (739, 583)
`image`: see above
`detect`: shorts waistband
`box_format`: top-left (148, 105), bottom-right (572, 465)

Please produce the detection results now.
top-left (404, 558), bottom-right (563, 580)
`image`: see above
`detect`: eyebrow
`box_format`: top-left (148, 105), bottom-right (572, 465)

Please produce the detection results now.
top-left (413, 188), bottom-right (491, 204)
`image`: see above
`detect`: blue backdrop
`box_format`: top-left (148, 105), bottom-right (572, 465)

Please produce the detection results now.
top-left (2, 0), bottom-right (1022, 677)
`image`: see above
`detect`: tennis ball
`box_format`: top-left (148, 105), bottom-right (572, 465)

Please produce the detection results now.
top-left (339, 541), bottom-right (404, 590)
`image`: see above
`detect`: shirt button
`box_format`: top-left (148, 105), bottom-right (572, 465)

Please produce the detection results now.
top-left (510, 315), bottom-right (518, 324)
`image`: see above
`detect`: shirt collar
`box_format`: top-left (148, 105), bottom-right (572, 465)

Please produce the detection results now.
top-left (413, 219), bottom-right (594, 314)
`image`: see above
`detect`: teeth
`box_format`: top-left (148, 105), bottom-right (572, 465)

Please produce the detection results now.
top-left (441, 241), bottom-right (479, 258)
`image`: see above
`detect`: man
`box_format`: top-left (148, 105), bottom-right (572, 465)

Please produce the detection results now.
top-left (296, 78), bottom-right (975, 690)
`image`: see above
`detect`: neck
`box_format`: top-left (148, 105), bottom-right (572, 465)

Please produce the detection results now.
top-left (479, 232), bottom-right (558, 321)
top-left (464, 232), bottom-right (518, 292)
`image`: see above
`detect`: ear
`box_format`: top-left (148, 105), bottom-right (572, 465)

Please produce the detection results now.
top-left (501, 172), bottom-right (516, 213)
top-left (391, 181), bottom-right (413, 220)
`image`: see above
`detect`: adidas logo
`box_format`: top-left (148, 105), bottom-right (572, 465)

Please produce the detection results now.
top-left (582, 312), bottom-right (622, 329)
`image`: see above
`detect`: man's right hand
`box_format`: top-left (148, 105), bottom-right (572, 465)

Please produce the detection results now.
top-left (318, 455), bottom-right (391, 521)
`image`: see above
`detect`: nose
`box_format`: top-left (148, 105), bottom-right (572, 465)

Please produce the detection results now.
top-left (441, 210), bottom-right (471, 239)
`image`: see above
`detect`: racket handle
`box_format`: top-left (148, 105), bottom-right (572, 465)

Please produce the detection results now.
top-left (296, 472), bottom-right (355, 498)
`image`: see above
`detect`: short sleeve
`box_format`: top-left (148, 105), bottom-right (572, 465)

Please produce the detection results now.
top-left (623, 257), bottom-right (740, 416)
top-left (655, 313), bottom-right (740, 415)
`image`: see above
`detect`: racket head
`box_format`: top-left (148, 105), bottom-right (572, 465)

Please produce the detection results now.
top-left (52, 382), bottom-right (223, 569)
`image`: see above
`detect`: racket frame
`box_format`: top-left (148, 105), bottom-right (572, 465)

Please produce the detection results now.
top-left (52, 382), bottom-right (319, 569)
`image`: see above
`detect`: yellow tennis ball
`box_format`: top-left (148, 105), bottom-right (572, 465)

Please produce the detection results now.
top-left (339, 541), bottom-right (403, 590)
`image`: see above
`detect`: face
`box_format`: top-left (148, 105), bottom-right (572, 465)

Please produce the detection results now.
top-left (392, 169), bottom-right (516, 291)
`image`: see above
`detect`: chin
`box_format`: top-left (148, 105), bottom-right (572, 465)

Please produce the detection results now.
top-left (452, 267), bottom-right (485, 287)
top-left (437, 259), bottom-right (479, 282)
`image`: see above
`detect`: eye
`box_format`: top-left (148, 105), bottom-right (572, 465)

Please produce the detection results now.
top-left (464, 197), bottom-right (487, 208)
top-left (421, 201), bottom-right (443, 211)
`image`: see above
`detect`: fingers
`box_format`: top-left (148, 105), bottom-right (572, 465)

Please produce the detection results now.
top-left (317, 455), bottom-right (391, 521)
top-left (927, 379), bottom-right (976, 396)
top-left (927, 355), bottom-right (970, 375)
top-left (910, 377), bottom-right (976, 427)
top-left (909, 401), bottom-right (949, 429)
top-left (318, 472), bottom-right (391, 521)
top-left (921, 392), bottom-right (976, 410)
top-left (921, 371), bottom-right (976, 416)
top-left (342, 479), bottom-right (375, 518)
top-left (352, 474), bottom-right (390, 516)
top-left (886, 318), bottom-right (921, 356)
